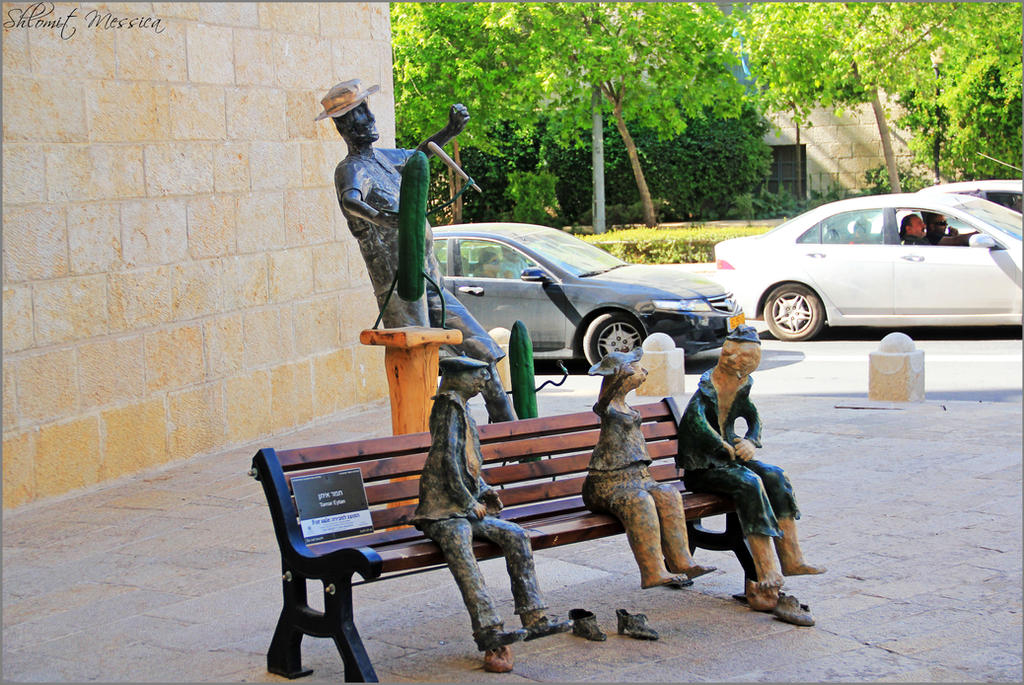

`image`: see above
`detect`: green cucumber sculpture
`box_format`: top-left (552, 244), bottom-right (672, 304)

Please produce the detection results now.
top-left (509, 320), bottom-right (538, 420)
top-left (397, 150), bottom-right (429, 302)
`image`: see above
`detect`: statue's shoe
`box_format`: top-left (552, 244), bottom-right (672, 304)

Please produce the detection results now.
top-left (773, 593), bottom-right (815, 626)
top-left (523, 614), bottom-right (572, 641)
top-left (616, 609), bottom-right (659, 641)
top-left (474, 626), bottom-right (527, 652)
top-left (568, 608), bottom-right (606, 642)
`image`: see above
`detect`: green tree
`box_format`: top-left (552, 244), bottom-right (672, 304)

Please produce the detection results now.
top-left (740, 2), bottom-right (961, 193)
top-left (391, 3), bottom-right (545, 221)
top-left (392, 3), bottom-right (747, 227)
top-left (503, 3), bottom-right (745, 226)
top-left (896, 3), bottom-right (1022, 180)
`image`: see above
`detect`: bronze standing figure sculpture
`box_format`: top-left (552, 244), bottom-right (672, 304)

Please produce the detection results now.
top-left (318, 79), bottom-right (515, 423)
top-left (583, 348), bottom-right (716, 589)
top-left (676, 325), bottom-right (824, 623)
top-left (412, 357), bottom-right (570, 673)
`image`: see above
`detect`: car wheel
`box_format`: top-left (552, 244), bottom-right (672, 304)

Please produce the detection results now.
top-left (583, 313), bottom-right (644, 366)
top-left (764, 284), bottom-right (825, 342)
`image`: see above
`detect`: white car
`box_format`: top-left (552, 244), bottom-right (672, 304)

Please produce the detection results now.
top-left (713, 193), bottom-right (1022, 341)
top-left (917, 180), bottom-right (1021, 213)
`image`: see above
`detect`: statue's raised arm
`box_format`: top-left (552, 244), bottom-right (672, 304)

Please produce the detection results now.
top-left (417, 103), bottom-right (470, 155)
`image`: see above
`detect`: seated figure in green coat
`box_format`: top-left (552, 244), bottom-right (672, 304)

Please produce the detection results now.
top-left (676, 325), bottom-right (825, 612)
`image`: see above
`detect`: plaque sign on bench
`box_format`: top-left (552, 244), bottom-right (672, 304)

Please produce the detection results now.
top-left (292, 469), bottom-right (373, 544)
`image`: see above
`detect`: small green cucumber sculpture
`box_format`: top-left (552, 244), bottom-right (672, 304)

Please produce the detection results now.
top-left (397, 150), bottom-right (429, 302)
top-left (509, 320), bottom-right (538, 420)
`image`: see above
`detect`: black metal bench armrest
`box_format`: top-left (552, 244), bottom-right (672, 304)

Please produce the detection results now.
top-left (252, 448), bottom-right (383, 582)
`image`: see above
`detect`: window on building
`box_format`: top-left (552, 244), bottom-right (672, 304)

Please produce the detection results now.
top-left (767, 144), bottom-right (807, 198)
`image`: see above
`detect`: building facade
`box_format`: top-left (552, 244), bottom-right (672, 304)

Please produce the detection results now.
top-left (2, 2), bottom-right (394, 508)
top-left (763, 100), bottom-right (914, 198)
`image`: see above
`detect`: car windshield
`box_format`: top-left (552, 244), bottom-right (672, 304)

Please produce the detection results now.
top-left (956, 197), bottom-right (1022, 239)
top-left (517, 229), bottom-right (628, 277)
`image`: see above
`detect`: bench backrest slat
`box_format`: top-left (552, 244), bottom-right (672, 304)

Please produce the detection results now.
top-left (272, 400), bottom-right (680, 534)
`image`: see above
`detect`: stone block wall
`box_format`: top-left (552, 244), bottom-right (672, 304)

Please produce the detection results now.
top-left (2, 2), bottom-right (394, 508)
top-left (765, 98), bottom-right (914, 194)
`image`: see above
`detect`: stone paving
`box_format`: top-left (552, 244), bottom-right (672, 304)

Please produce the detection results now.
top-left (3, 384), bottom-right (1021, 682)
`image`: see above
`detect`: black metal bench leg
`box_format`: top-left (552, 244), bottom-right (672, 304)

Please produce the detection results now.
top-left (687, 511), bottom-right (757, 584)
top-left (724, 511), bottom-right (757, 583)
top-left (268, 571), bottom-right (314, 679)
top-left (325, 575), bottom-right (378, 683)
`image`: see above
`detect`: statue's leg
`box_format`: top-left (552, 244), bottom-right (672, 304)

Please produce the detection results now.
top-left (685, 466), bottom-right (784, 592)
top-left (606, 487), bottom-right (685, 589)
top-left (424, 519), bottom-right (502, 637)
top-left (480, 363), bottom-right (516, 423)
top-left (428, 287), bottom-right (515, 423)
top-left (774, 517), bottom-right (827, 576)
top-left (647, 483), bottom-right (716, 579)
top-left (744, 461), bottom-right (826, 576)
top-left (471, 517), bottom-right (546, 617)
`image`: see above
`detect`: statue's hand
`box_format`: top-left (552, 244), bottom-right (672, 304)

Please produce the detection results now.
top-left (732, 438), bottom-right (756, 461)
top-left (471, 502), bottom-right (488, 519)
top-left (480, 488), bottom-right (503, 514)
top-left (720, 440), bottom-right (736, 460)
top-left (374, 209), bottom-right (400, 230)
top-left (447, 103), bottom-right (470, 134)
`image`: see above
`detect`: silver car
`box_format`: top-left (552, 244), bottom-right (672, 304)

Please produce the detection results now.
top-left (917, 180), bottom-right (1022, 214)
top-left (713, 193), bottom-right (1022, 341)
top-left (433, 223), bottom-right (744, 364)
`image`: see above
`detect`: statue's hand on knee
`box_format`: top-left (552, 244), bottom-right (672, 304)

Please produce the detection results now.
top-left (732, 438), bottom-right (756, 462)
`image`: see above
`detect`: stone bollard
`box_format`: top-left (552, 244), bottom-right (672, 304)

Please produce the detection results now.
top-left (868, 332), bottom-right (924, 402)
top-left (635, 333), bottom-right (685, 397)
top-left (488, 327), bottom-right (512, 391)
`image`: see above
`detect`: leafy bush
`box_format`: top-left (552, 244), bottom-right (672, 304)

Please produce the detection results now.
top-left (414, 105), bottom-right (772, 226)
top-left (546, 103), bottom-right (773, 223)
top-left (862, 165), bottom-right (932, 194)
top-left (580, 225), bottom-right (773, 264)
top-left (505, 169), bottom-right (562, 226)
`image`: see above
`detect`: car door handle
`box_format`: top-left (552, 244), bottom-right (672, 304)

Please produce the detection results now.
top-left (900, 255), bottom-right (925, 262)
top-left (805, 252), bottom-right (826, 259)
top-left (458, 286), bottom-right (485, 296)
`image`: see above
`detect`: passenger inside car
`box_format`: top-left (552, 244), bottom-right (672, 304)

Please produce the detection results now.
top-left (921, 211), bottom-right (978, 246)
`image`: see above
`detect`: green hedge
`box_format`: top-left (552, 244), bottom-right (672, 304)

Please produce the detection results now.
top-left (580, 225), bottom-right (773, 264)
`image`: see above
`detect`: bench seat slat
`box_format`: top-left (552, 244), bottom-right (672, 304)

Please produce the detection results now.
top-left (371, 490), bottom-right (737, 574)
top-left (355, 438), bottom-right (679, 509)
top-left (365, 460), bottom-right (687, 530)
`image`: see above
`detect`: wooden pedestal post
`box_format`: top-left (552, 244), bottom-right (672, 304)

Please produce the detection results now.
top-left (359, 326), bottom-right (463, 435)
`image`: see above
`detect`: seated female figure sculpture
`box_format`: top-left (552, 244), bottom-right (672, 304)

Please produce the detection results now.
top-left (676, 325), bottom-right (825, 617)
top-left (583, 348), bottom-right (716, 589)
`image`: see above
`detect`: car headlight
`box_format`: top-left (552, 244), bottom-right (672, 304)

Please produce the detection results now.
top-left (651, 299), bottom-right (713, 313)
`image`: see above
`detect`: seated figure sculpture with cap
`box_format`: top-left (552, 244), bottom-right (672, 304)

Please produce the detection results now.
top-left (412, 356), bottom-right (570, 673)
top-left (317, 79), bottom-right (515, 424)
top-left (676, 325), bottom-right (825, 625)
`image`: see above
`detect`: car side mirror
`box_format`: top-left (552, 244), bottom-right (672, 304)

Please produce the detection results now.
top-left (520, 267), bottom-right (550, 283)
top-left (969, 234), bottom-right (997, 249)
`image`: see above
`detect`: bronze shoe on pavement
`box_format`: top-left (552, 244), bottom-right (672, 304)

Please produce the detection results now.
top-left (616, 609), bottom-right (659, 640)
top-left (568, 608), bottom-right (606, 641)
top-left (772, 592), bottom-right (815, 626)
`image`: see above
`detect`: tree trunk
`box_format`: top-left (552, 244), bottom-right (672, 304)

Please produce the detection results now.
top-left (795, 117), bottom-right (804, 200)
top-left (607, 92), bottom-right (657, 227)
top-left (592, 87), bottom-right (606, 234)
top-left (869, 89), bottom-right (901, 193)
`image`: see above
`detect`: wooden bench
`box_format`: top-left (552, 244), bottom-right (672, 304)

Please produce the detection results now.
top-left (250, 397), bottom-right (756, 682)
